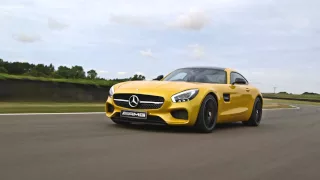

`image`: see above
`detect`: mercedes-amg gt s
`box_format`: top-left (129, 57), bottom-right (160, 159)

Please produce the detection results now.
top-left (105, 67), bottom-right (263, 133)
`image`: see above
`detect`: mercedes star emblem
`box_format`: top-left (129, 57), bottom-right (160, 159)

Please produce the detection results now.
top-left (128, 95), bottom-right (139, 107)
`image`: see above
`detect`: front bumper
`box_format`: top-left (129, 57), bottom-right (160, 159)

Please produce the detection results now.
top-left (105, 96), bottom-right (201, 126)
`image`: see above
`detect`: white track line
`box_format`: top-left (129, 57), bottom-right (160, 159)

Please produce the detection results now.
top-left (263, 105), bottom-right (300, 111)
top-left (0, 112), bottom-right (105, 116)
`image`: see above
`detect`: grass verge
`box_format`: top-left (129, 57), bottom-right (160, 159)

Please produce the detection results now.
top-left (262, 104), bottom-right (296, 109)
top-left (263, 98), bottom-right (320, 106)
top-left (0, 102), bottom-right (105, 114)
top-left (262, 93), bottom-right (320, 101)
top-left (0, 73), bottom-right (120, 87)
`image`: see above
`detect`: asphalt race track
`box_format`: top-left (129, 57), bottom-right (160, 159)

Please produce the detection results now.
top-left (1, 105), bottom-right (320, 180)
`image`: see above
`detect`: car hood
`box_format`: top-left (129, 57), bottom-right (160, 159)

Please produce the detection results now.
top-left (114, 81), bottom-right (202, 95)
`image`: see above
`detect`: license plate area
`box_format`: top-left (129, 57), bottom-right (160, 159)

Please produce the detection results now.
top-left (120, 110), bottom-right (147, 119)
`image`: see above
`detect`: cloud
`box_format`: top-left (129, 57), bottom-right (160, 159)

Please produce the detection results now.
top-left (117, 72), bottom-right (127, 75)
top-left (188, 44), bottom-right (205, 59)
top-left (1, 0), bottom-right (320, 93)
top-left (168, 44), bottom-right (206, 60)
top-left (107, 38), bottom-right (127, 45)
top-left (168, 9), bottom-right (211, 30)
top-left (97, 70), bottom-right (108, 74)
top-left (140, 49), bottom-right (155, 59)
top-left (48, 18), bottom-right (68, 30)
top-left (12, 33), bottom-right (41, 43)
top-left (109, 14), bottom-right (151, 26)
top-left (108, 8), bottom-right (211, 30)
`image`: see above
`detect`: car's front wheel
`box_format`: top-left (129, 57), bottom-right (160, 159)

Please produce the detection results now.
top-left (242, 97), bottom-right (263, 126)
top-left (195, 94), bottom-right (218, 133)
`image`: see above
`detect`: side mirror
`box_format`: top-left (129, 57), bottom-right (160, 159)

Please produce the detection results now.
top-left (232, 78), bottom-right (247, 85)
top-left (153, 75), bottom-right (164, 81)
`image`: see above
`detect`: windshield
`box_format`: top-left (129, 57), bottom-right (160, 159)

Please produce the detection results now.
top-left (163, 68), bottom-right (227, 84)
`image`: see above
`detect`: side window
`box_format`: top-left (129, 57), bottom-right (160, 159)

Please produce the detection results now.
top-left (169, 72), bottom-right (187, 81)
top-left (230, 72), bottom-right (248, 84)
top-left (204, 70), bottom-right (227, 84)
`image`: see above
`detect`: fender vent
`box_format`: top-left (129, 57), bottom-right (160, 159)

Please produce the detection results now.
top-left (223, 94), bottom-right (230, 102)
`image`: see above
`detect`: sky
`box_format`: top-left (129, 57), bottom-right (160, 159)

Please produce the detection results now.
top-left (0, 0), bottom-right (319, 94)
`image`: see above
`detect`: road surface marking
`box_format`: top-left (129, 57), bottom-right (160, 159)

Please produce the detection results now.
top-left (263, 105), bottom-right (300, 111)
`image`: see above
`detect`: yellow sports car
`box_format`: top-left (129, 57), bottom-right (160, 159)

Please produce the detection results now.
top-left (105, 67), bottom-right (263, 133)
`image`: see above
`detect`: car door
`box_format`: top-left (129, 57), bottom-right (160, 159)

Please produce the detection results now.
top-left (226, 72), bottom-right (252, 121)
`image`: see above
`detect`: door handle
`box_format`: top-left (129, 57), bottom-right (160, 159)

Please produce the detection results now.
top-left (246, 88), bottom-right (250, 92)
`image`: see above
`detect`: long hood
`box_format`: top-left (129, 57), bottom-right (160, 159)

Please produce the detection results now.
top-left (114, 81), bottom-right (202, 95)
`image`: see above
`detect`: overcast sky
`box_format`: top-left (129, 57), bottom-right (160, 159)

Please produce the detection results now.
top-left (0, 0), bottom-right (319, 94)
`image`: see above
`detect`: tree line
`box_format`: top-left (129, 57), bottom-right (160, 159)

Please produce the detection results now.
top-left (279, 91), bottom-right (319, 96)
top-left (0, 58), bottom-right (145, 81)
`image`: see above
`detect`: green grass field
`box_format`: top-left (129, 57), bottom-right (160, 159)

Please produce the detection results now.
top-left (262, 93), bottom-right (320, 100)
top-left (263, 98), bottom-right (320, 106)
top-left (0, 102), bottom-right (105, 113)
top-left (0, 73), bottom-right (119, 87)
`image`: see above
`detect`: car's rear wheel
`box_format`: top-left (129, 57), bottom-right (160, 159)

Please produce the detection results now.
top-left (195, 94), bottom-right (218, 133)
top-left (242, 97), bottom-right (263, 126)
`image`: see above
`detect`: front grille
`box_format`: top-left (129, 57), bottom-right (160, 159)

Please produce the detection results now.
top-left (114, 101), bottom-right (162, 109)
top-left (113, 93), bottom-right (164, 109)
top-left (113, 94), bottom-right (164, 102)
top-left (111, 113), bottom-right (167, 125)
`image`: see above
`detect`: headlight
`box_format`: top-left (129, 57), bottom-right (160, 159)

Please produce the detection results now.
top-left (109, 86), bottom-right (115, 97)
top-left (171, 89), bottom-right (199, 103)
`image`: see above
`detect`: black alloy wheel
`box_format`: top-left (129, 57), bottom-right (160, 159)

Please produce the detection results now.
top-left (204, 99), bottom-right (216, 128)
top-left (195, 94), bottom-right (218, 133)
top-left (242, 97), bottom-right (263, 126)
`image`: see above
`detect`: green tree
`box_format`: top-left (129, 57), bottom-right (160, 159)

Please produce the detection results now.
top-left (26, 69), bottom-right (45, 77)
top-left (56, 66), bottom-right (72, 78)
top-left (48, 64), bottom-right (55, 75)
top-left (87, 69), bottom-right (98, 79)
top-left (0, 66), bottom-right (8, 73)
top-left (0, 58), bottom-right (151, 83)
top-left (70, 66), bottom-right (85, 79)
top-left (5, 62), bottom-right (33, 75)
top-left (302, 92), bottom-right (318, 95)
top-left (130, 74), bottom-right (145, 80)
top-left (30, 64), bottom-right (48, 77)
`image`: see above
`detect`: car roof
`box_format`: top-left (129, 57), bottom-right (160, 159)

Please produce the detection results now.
top-left (178, 66), bottom-right (234, 71)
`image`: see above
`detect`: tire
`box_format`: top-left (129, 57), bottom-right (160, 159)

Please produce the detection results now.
top-left (194, 94), bottom-right (218, 133)
top-left (242, 97), bottom-right (263, 126)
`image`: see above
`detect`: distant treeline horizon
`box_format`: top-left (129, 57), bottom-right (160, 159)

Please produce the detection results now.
top-left (0, 58), bottom-right (145, 81)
